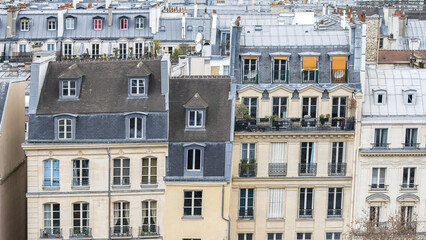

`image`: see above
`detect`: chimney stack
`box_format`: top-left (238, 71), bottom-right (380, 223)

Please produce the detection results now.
top-left (6, 8), bottom-right (17, 38)
top-left (108, 4), bottom-right (113, 26)
top-left (194, 0), bottom-right (198, 17)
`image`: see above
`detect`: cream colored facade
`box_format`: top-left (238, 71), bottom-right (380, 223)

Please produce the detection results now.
top-left (23, 143), bottom-right (167, 240)
top-left (230, 85), bottom-right (362, 240)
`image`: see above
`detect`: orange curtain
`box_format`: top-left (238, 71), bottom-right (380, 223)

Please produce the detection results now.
top-left (274, 56), bottom-right (288, 60)
top-left (302, 56), bottom-right (317, 69)
top-left (332, 56), bottom-right (346, 70)
top-left (243, 56), bottom-right (258, 60)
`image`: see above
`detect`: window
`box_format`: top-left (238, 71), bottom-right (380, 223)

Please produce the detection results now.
top-left (330, 142), bottom-right (345, 176)
top-left (242, 57), bottom-right (258, 83)
top-left (241, 143), bottom-right (255, 161)
top-left (331, 56), bottom-right (347, 83)
top-left (297, 233), bottom-right (312, 240)
top-left (44, 160), bottom-right (60, 187)
top-left (302, 97), bottom-right (317, 118)
top-left (402, 167), bottom-right (416, 189)
top-left (273, 57), bottom-right (288, 83)
top-left (135, 43), bottom-right (143, 58)
top-left (223, 65), bottom-right (230, 75)
top-left (379, 38), bottom-right (384, 49)
top-left (113, 158), bottom-right (130, 186)
top-left (94, 18), bottom-right (102, 30)
top-left (64, 43), bottom-right (72, 56)
top-left (21, 18), bottom-right (29, 31)
top-left (43, 203), bottom-right (60, 236)
top-left (198, 26), bottom-right (204, 32)
top-left (187, 148), bottom-right (201, 171)
top-left (242, 97), bottom-right (257, 119)
top-left (58, 118), bottom-right (73, 140)
top-left (113, 201), bottom-right (130, 235)
top-left (404, 128), bottom-right (418, 147)
top-left (328, 188), bottom-right (343, 218)
top-left (221, 32), bottom-right (230, 55)
top-left (142, 200), bottom-right (157, 234)
top-left (269, 143), bottom-right (286, 176)
top-left (47, 18), bottom-right (56, 30)
top-left (302, 56), bottom-right (318, 83)
top-left (369, 206), bottom-right (380, 224)
top-left (72, 159), bottom-right (89, 187)
top-left (188, 110), bottom-right (204, 128)
top-left (268, 233), bottom-right (282, 240)
top-left (268, 188), bottom-right (284, 218)
top-left (300, 142), bottom-right (315, 176)
top-left (119, 43), bottom-right (127, 59)
top-left (239, 188), bottom-right (254, 219)
top-left (128, 117), bottom-right (143, 139)
top-left (142, 157), bottom-right (157, 184)
top-left (136, 17), bottom-right (144, 29)
top-left (371, 168), bottom-right (386, 190)
top-left (47, 43), bottom-right (55, 51)
top-left (272, 97), bottom-right (287, 118)
top-left (61, 80), bottom-right (77, 97)
top-left (299, 188), bottom-right (313, 218)
top-left (91, 44), bottom-right (99, 58)
top-left (374, 90), bottom-right (387, 104)
top-left (401, 206), bottom-right (413, 224)
top-left (326, 232), bottom-right (341, 240)
top-left (183, 191), bottom-right (202, 216)
top-left (404, 90), bottom-right (416, 105)
top-left (332, 97), bottom-right (346, 126)
top-left (66, 17), bottom-right (75, 29)
top-left (130, 79), bottom-right (146, 96)
top-left (19, 44), bottom-right (26, 53)
top-left (238, 234), bottom-right (253, 240)
top-left (374, 128), bottom-right (388, 148)
top-left (120, 18), bottom-right (128, 30)
top-left (72, 202), bottom-right (89, 236)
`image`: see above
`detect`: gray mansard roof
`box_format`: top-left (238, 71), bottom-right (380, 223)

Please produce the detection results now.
top-left (36, 59), bottom-right (165, 114)
top-left (154, 17), bottom-right (211, 42)
top-left (169, 76), bottom-right (232, 142)
top-left (15, 11), bottom-right (59, 40)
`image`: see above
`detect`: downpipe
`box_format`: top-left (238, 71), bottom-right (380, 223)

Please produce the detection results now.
top-left (222, 185), bottom-right (231, 240)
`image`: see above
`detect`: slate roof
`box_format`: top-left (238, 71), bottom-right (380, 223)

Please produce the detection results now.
top-left (58, 63), bottom-right (85, 79)
top-left (127, 61), bottom-right (152, 77)
top-left (183, 93), bottom-right (208, 108)
top-left (216, 13), bottom-right (292, 29)
top-left (0, 81), bottom-right (9, 128)
top-left (169, 76), bottom-right (232, 142)
top-left (36, 59), bottom-right (165, 114)
top-left (15, 11), bottom-right (59, 40)
top-left (154, 17), bottom-right (211, 42)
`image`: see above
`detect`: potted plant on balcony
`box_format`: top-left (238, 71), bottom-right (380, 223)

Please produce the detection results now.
top-left (319, 114), bottom-right (326, 125)
top-left (235, 103), bottom-right (249, 130)
top-left (301, 115), bottom-right (311, 127)
top-left (333, 117), bottom-right (345, 129)
top-left (83, 228), bottom-right (89, 237)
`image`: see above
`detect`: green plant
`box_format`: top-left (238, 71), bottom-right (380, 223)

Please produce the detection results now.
top-left (319, 114), bottom-right (325, 119)
top-left (244, 114), bottom-right (252, 120)
top-left (171, 46), bottom-right (182, 62)
top-left (153, 40), bottom-right (161, 56)
top-left (333, 117), bottom-right (344, 120)
top-left (326, 113), bottom-right (331, 119)
top-left (128, 47), bottom-right (133, 58)
top-left (113, 48), bottom-right (119, 58)
top-left (236, 103), bottom-right (248, 119)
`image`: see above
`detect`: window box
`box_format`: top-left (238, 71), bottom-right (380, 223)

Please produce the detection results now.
top-left (239, 159), bottom-right (257, 177)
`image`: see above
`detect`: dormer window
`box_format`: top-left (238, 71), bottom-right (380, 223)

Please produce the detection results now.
top-left (160, 26), bottom-right (166, 32)
top-left (135, 17), bottom-right (144, 29)
top-left (58, 118), bottom-right (72, 139)
top-left (184, 93), bottom-right (208, 130)
top-left (66, 17), bottom-right (75, 30)
top-left (125, 113), bottom-right (147, 139)
top-left (129, 79), bottom-right (146, 96)
top-left (183, 143), bottom-right (206, 177)
top-left (120, 17), bottom-right (128, 30)
top-left (21, 18), bottom-right (29, 31)
top-left (58, 64), bottom-right (83, 100)
top-left (198, 26), bottom-right (204, 32)
top-left (47, 17), bottom-right (56, 30)
top-left (302, 56), bottom-right (318, 83)
top-left (188, 110), bottom-right (203, 128)
top-left (403, 90), bottom-right (416, 105)
top-left (93, 18), bottom-right (102, 30)
top-left (374, 90), bottom-right (387, 105)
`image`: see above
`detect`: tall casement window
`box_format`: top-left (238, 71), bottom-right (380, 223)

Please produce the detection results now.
top-left (187, 148), bottom-right (201, 171)
top-left (188, 110), bottom-right (204, 128)
top-left (327, 188), bottom-right (343, 218)
top-left (239, 188), bottom-right (254, 219)
top-left (135, 43), bottom-right (143, 58)
top-left (44, 160), bottom-right (59, 187)
top-left (370, 206), bottom-right (380, 224)
top-left (268, 233), bottom-right (283, 240)
top-left (331, 56), bottom-right (347, 83)
top-left (119, 43), bottom-right (127, 59)
top-left (297, 233), bottom-right (312, 240)
top-left (241, 143), bottom-right (255, 161)
top-left (401, 206), bottom-right (413, 224)
top-left (240, 143), bottom-right (256, 177)
top-left (300, 142), bottom-right (315, 176)
top-left (91, 44), bottom-right (100, 58)
top-left (113, 201), bottom-right (130, 235)
top-left (72, 202), bottom-right (89, 236)
top-left (21, 18), bottom-right (29, 31)
top-left (47, 17), bottom-right (56, 30)
top-left (72, 159), bottom-right (89, 187)
top-left (135, 17), bottom-right (144, 29)
top-left (129, 117), bottom-right (143, 139)
top-left (268, 188), bottom-right (284, 218)
top-left (242, 97), bottom-right (258, 119)
top-left (43, 203), bottom-right (60, 236)
top-left (142, 157), bottom-right (157, 185)
top-left (238, 234), bottom-right (253, 240)
top-left (331, 97), bottom-right (346, 126)
top-left (371, 168), bottom-right (386, 190)
top-left (302, 97), bottom-right (317, 118)
top-left (141, 200), bottom-right (157, 234)
top-left (326, 233), bottom-right (341, 240)
top-left (273, 57), bottom-right (288, 83)
top-left (183, 191), bottom-right (202, 217)
top-left (272, 97), bottom-right (287, 118)
top-left (404, 128), bottom-right (418, 148)
top-left (64, 43), bottom-right (72, 56)
top-left (93, 18), bottom-right (102, 30)
top-left (66, 17), bottom-right (75, 29)
top-left (242, 57), bottom-right (258, 83)
top-left (299, 188), bottom-right (313, 218)
top-left (61, 80), bottom-right (77, 98)
top-left (302, 56), bottom-right (318, 83)
top-left (47, 43), bottom-right (55, 51)
top-left (113, 158), bottom-right (130, 186)
top-left (269, 142), bottom-right (286, 176)
top-left (402, 167), bottom-right (416, 189)
top-left (374, 128), bottom-right (388, 148)
top-left (330, 142), bottom-right (345, 176)
top-left (220, 32), bottom-right (230, 55)
top-left (19, 44), bottom-right (26, 53)
top-left (120, 18), bottom-right (128, 30)
top-left (58, 118), bottom-right (73, 140)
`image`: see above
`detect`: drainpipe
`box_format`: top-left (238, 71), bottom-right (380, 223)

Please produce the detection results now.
top-left (350, 93), bottom-right (360, 227)
top-left (107, 148), bottom-right (112, 240)
top-left (222, 185), bottom-right (231, 240)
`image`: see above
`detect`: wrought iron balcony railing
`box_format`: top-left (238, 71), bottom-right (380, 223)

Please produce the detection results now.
top-left (299, 163), bottom-right (317, 176)
top-left (299, 209), bottom-right (313, 218)
top-left (328, 163), bottom-right (346, 176)
top-left (268, 163), bottom-right (287, 176)
top-left (111, 226), bottom-right (132, 238)
top-left (239, 162), bottom-right (257, 177)
top-left (139, 225), bottom-right (160, 237)
top-left (70, 227), bottom-right (92, 238)
top-left (40, 228), bottom-right (62, 239)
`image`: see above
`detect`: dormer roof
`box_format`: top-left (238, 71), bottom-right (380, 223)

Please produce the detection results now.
top-left (58, 63), bottom-right (84, 79)
top-left (183, 93), bottom-right (208, 109)
top-left (127, 61), bottom-right (152, 77)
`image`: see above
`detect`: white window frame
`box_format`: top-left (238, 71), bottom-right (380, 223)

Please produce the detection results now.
top-left (267, 233), bottom-right (283, 240)
top-left (58, 118), bottom-right (73, 140)
top-left (370, 206), bottom-right (380, 223)
top-left (302, 97), bottom-right (317, 118)
top-left (19, 44), bottom-right (26, 53)
top-left (113, 158), bottom-right (130, 186)
top-left (405, 128), bottom-right (418, 147)
top-left (91, 43), bottom-right (100, 58)
top-left (72, 202), bottom-right (89, 234)
top-left (21, 19), bottom-right (29, 31)
top-left (299, 188), bottom-right (313, 218)
top-left (242, 97), bottom-right (258, 119)
top-left (136, 17), bottom-right (144, 29)
top-left (72, 159), bottom-right (89, 187)
top-left (135, 43), bottom-right (143, 58)
top-left (120, 18), bottom-right (128, 30)
top-left (43, 203), bottom-right (60, 235)
top-left (64, 43), bottom-right (72, 56)
top-left (402, 167), bottom-right (415, 189)
top-left (371, 168), bottom-right (386, 189)
top-left (326, 232), bottom-right (341, 240)
top-left (142, 157), bottom-right (157, 184)
top-left (142, 200), bottom-right (157, 232)
top-left (130, 79), bottom-right (146, 96)
top-left (119, 43), bottom-right (127, 59)
top-left (374, 90), bottom-right (387, 105)
top-left (188, 110), bottom-right (204, 128)
top-left (332, 97), bottom-right (347, 118)
top-left (47, 43), bottom-right (55, 52)
top-left (297, 233), bottom-right (312, 240)
top-left (238, 233), bottom-right (253, 240)
top-left (272, 97), bottom-right (288, 118)
top-left (239, 188), bottom-right (254, 219)
top-left (61, 80), bottom-right (77, 98)
top-left (128, 117), bottom-right (143, 139)
top-left (44, 159), bottom-right (60, 187)
top-left (242, 58), bottom-right (258, 83)
top-left (48, 19), bottom-right (56, 30)
top-left (186, 148), bottom-right (201, 171)
top-left (241, 143), bottom-right (256, 161)
top-left (183, 190), bottom-right (202, 217)
top-left (113, 201), bottom-right (130, 233)
top-left (66, 17), bottom-right (75, 30)
top-left (93, 18), bottom-right (102, 30)
top-left (272, 58), bottom-right (288, 83)
top-left (403, 90), bottom-right (416, 105)
top-left (374, 128), bottom-right (388, 148)
top-left (327, 188), bottom-right (343, 218)
top-left (401, 206), bottom-right (413, 223)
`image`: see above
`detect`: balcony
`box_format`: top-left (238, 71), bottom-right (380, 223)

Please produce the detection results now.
top-left (328, 163), bottom-right (346, 176)
top-left (239, 162), bottom-right (257, 177)
top-left (299, 163), bottom-right (317, 176)
top-left (239, 207), bottom-right (254, 219)
top-left (327, 209), bottom-right (342, 218)
top-left (369, 184), bottom-right (389, 191)
top-left (402, 143), bottom-right (420, 149)
top-left (401, 184), bottom-right (418, 191)
top-left (235, 117), bottom-right (355, 132)
top-left (370, 143), bottom-right (390, 149)
top-left (139, 225), bottom-right (160, 238)
top-left (10, 52), bottom-right (32, 63)
top-left (70, 227), bottom-right (92, 238)
top-left (40, 228), bottom-right (62, 239)
top-left (110, 226), bottom-right (132, 239)
top-left (269, 163), bottom-right (287, 176)
top-left (298, 209), bottom-right (313, 218)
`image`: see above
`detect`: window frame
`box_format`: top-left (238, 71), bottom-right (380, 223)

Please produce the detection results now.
top-left (57, 118), bottom-right (74, 140)
top-left (20, 18), bottom-right (29, 31)
top-left (374, 90), bottom-right (387, 105)
top-left (268, 188), bottom-right (284, 219)
top-left (403, 90), bottom-right (416, 105)
top-left (272, 57), bottom-right (288, 83)
top-left (241, 143), bottom-right (256, 162)
top-left (183, 190), bottom-right (203, 217)
top-left (186, 109), bottom-right (205, 129)
top-left (43, 159), bottom-right (60, 188)
top-left (19, 44), bottom-right (26, 53)
top-left (59, 79), bottom-right (81, 100)
top-left (238, 233), bottom-right (253, 240)
top-left (301, 56), bottom-right (318, 83)
top-left (239, 188), bottom-right (254, 219)
top-left (302, 97), bottom-right (317, 118)
top-left (371, 167), bottom-right (386, 189)
top-left (183, 144), bottom-right (205, 177)
top-left (374, 128), bottom-right (388, 148)
top-left (135, 17), bottom-right (144, 29)
top-left (242, 97), bottom-right (258, 119)
top-left (63, 43), bottom-right (72, 56)
top-left (405, 128), bottom-right (418, 147)
top-left (43, 203), bottom-right (61, 235)
top-left (128, 116), bottom-right (143, 139)
top-left (128, 78), bottom-right (148, 97)
top-left (142, 157), bottom-right (157, 185)
top-left (47, 17), bottom-right (57, 31)
top-left (267, 233), bottom-right (283, 240)
top-left (142, 200), bottom-right (157, 233)
top-left (272, 97), bottom-right (288, 119)
top-left (72, 202), bottom-right (89, 235)
top-left (113, 201), bottom-right (130, 234)
top-left (65, 17), bottom-right (75, 30)
top-left (47, 43), bottom-right (55, 52)
top-left (113, 158), bottom-right (130, 186)
top-left (242, 57), bottom-right (258, 83)
top-left (119, 17), bottom-right (128, 30)
top-left (125, 113), bottom-right (147, 140)
top-left (91, 43), bottom-right (100, 58)
top-left (402, 167), bottom-right (416, 189)
top-left (299, 188), bottom-right (313, 219)
top-left (326, 232), bottom-right (341, 240)
top-left (297, 233), bottom-right (312, 240)
top-left (327, 188), bottom-right (343, 218)
top-left (93, 18), bottom-right (102, 30)
top-left (72, 159), bottom-right (89, 187)
top-left (135, 42), bottom-right (143, 58)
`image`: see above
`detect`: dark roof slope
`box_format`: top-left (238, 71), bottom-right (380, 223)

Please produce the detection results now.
top-left (37, 60), bottom-right (165, 114)
top-left (0, 81), bottom-right (9, 126)
top-left (169, 76), bottom-right (232, 142)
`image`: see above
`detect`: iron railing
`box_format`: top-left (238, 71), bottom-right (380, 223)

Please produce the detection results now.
top-left (369, 184), bottom-right (389, 191)
top-left (239, 207), bottom-right (254, 219)
top-left (402, 143), bottom-right (421, 149)
top-left (328, 163), bottom-right (346, 176)
top-left (299, 163), bottom-right (317, 176)
top-left (327, 209), bottom-right (342, 218)
top-left (299, 209), bottom-right (313, 218)
top-left (370, 143), bottom-right (390, 149)
top-left (69, 227), bottom-right (92, 238)
top-left (40, 228), bottom-right (62, 239)
top-left (239, 163), bottom-right (257, 177)
top-left (268, 163), bottom-right (287, 176)
top-left (139, 225), bottom-right (159, 237)
top-left (401, 184), bottom-right (418, 190)
top-left (111, 226), bottom-right (132, 238)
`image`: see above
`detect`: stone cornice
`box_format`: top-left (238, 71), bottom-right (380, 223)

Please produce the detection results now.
top-left (359, 149), bottom-right (426, 157)
top-left (235, 132), bottom-right (355, 141)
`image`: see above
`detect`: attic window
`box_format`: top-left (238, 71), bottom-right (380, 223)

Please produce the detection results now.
top-left (120, 17), bottom-right (128, 30)
top-left (254, 25), bottom-right (262, 31)
top-left (47, 17), bottom-right (56, 31)
top-left (93, 18), bottom-right (102, 30)
top-left (374, 90), bottom-right (387, 105)
top-left (198, 26), bottom-right (204, 32)
top-left (403, 90), bottom-right (416, 105)
top-left (160, 26), bottom-right (166, 32)
top-left (187, 25), bottom-right (193, 31)
top-left (21, 18), bottom-right (29, 31)
top-left (184, 93), bottom-right (208, 130)
top-left (66, 17), bottom-right (75, 29)
top-left (135, 17), bottom-right (144, 29)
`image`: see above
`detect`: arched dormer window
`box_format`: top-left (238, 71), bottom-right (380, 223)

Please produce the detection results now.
top-left (119, 17), bottom-right (128, 30)
top-left (183, 143), bottom-right (206, 177)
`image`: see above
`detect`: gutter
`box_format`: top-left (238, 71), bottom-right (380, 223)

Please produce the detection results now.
top-left (107, 148), bottom-right (111, 240)
top-left (221, 185), bottom-right (231, 240)
top-left (350, 93), bottom-right (360, 227)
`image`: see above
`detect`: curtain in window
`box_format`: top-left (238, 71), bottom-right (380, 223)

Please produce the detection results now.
top-left (270, 143), bottom-right (285, 164)
top-left (268, 188), bottom-right (284, 218)
top-left (302, 56), bottom-right (317, 69)
top-left (332, 56), bottom-right (346, 70)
